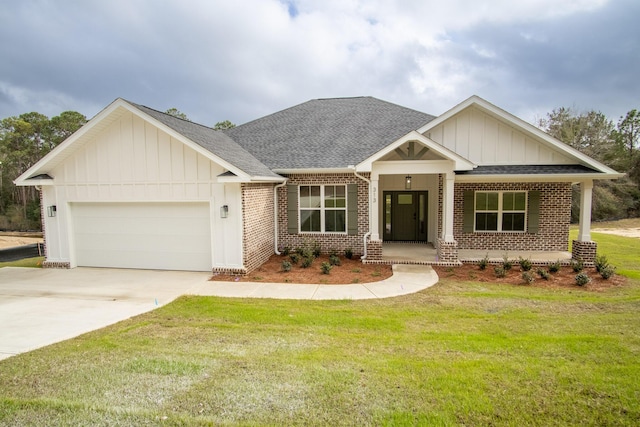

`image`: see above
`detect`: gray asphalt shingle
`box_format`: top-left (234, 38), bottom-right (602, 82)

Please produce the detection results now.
top-left (456, 165), bottom-right (600, 175)
top-left (225, 97), bottom-right (436, 170)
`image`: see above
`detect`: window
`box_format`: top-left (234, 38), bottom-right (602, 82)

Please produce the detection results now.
top-left (299, 185), bottom-right (346, 233)
top-left (475, 191), bottom-right (526, 232)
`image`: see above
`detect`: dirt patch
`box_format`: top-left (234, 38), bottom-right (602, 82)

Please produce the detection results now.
top-left (592, 228), bottom-right (640, 238)
top-left (211, 254), bottom-right (393, 285)
top-left (433, 264), bottom-right (626, 291)
top-left (0, 233), bottom-right (44, 250)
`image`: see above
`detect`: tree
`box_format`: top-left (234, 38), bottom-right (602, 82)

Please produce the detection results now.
top-left (213, 120), bottom-right (235, 130)
top-left (165, 108), bottom-right (189, 121)
top-left (614, 109), bottom-right (639, 158)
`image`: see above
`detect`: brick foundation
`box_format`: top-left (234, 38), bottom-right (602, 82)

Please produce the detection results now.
top-left (437, 239), bottom-right (461, 265)
top-left (365, 239), bottom-right (382, 261)
top-left (42, 261), bottom-right (71, 269)
top-left (572, 240), bottom-right (597, 265)
top-left (241, 183), bottom-right (276, 274)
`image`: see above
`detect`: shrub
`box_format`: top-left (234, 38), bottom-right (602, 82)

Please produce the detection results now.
top-left (281, 246), bottom-right (291, 256)
top-left (548, 260), bottom-right (561, 273)
top-left (312, 242), bottom-right (322, 258)
top-left (344, 248), bottom-right (354, 259)
top-left (575, 272), bottom-right (591, 286)
top-left (281, 260), bottom-right (292, 272)
top-left (494, 266), bottom-right (506, 278)
top-left (301, 257), bottom-right (314, 268)
top-left (478, 255), bottom-right (489, 270)
top-left (321, 262), bottom-right (333, 274)
top-left (594, 254), bottom-right (609, 273)
top-left (519, 257), bottom-right (533, 272)
top-left (329, 248), bottom-right (339, 257)
top-left (600, 265), bottom-right (616, 280)
top-left (289, 253), bottom-right (300, 264)
top-left (571, 259), bottom-right (584, 273)
top-left (521, 271), bottom-right (535, 284)
top-left (329, 254), bottom-right (341, 266)
top-left (536, 268), bottom-right (550, 280)
top-left (502, 255), bottom-right (513, 271)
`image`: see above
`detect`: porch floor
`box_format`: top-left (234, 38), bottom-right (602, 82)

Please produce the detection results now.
top-left (380, 242), bottom-right (572, 265)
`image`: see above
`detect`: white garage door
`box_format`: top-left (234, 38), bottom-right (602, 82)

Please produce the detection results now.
top-left (71, 202), bottom-right (212, 271)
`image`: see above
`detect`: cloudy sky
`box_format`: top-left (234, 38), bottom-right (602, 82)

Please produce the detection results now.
top-left (1, 0), bottom-right (638, 127)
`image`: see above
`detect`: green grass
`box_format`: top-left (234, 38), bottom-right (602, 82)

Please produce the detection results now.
top-left (0, 256), bottom-right (44, 268)
top-left (1, 279), bottom-right (639, 425)
top-left (569, 229), bottom-right (640, 279)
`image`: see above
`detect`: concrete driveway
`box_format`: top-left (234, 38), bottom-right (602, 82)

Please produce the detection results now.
top-left (0, 267), bottom-right (210, 360)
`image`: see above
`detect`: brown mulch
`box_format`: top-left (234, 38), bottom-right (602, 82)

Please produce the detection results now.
top-left (433, 264), bottom-right (626, 291)
top-left (210, 254), bottom-right (393, 285)
top-left (210, 254), bottom-right (626, 291)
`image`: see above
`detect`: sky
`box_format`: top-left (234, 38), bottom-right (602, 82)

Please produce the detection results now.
top-left (1, 0), bottom-right (638, 128)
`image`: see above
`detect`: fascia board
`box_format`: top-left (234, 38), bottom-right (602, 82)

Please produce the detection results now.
top-left (455, 172), bottom-right (624, 183)
top-left (272, 168), bottom-right (356, 175)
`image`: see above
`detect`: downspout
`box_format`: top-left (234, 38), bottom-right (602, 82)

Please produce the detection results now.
top-left (350, 167), bottom-right (371, 260)
top-left (273, 180), bottom-right (288, 255)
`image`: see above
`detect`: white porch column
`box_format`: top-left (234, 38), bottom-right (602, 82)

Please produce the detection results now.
top-left (443, 172), bottom-right (455, 241)
top-left (577, 180), bottom-right (593, 242)
top-left (370, 176), bottom-right (380, 241)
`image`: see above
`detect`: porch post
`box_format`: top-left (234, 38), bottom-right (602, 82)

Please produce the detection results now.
top-left (443, 172), bottom-right (455, 241)
top-left (370, 175), bottom-right (380, 241)
top-left (572, 180), bottom-right (597, 264)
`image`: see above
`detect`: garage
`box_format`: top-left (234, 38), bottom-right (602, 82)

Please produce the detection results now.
top-left (71, 202), bottom-right (212, 271)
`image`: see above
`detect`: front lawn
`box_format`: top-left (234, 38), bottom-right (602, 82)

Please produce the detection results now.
top-left (1, 278), bottom-right (639, 425)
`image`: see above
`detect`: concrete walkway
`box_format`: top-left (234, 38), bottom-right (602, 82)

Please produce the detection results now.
top-left (0, 265), bottom-right (437, 360)
top-left (192, 264), bottom-right (439, 299)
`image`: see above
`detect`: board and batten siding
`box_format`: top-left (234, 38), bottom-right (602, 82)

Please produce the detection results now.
top-left (41, 111), bottom-right (243, 271)
top-left (425, 106), bottom-right (573, 165)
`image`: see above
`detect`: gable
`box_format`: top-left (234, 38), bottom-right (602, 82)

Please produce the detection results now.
top-left (424, 105), bottom-right (573, 166)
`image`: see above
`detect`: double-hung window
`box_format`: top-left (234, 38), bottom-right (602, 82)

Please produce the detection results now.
top-left (475, 191), bottom-right (527, 232)
top-left (299, 185), bottom-right (346, 233)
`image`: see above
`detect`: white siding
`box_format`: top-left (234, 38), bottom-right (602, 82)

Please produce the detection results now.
top-left (426, 106), bottom-right (573, 165)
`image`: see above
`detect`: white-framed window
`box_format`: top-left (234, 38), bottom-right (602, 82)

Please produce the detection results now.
top-left (475, 191), bottom-right (527, 232)
top-left (299, 185), bottom-right (346, 233)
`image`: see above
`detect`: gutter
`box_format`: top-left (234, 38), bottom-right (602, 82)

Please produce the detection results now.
top-left (350, 166), bottom-right (371, 260)
top-left (273, 180), bottom-right (288, 255)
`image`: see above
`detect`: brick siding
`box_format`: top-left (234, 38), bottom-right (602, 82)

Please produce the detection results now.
top-left (454, 182), bottom-right (571, 251)
top-left (277, 173), bottom-right (370, 256)
top-left (241, 183), bottom-right (276, 273)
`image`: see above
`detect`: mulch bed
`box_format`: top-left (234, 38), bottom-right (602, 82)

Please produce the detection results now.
top-left (210, 254), bottom-right (625, 291)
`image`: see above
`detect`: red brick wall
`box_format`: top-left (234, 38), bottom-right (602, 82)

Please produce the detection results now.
top-left (241, 183), bottom-right (276, 273)
top-left (277, 173), bottom-right (369, 256)
top-left (454, 182), bottom-right (571, 251)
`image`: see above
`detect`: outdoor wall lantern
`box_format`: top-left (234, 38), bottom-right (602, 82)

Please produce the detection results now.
top-left (405, 175), bottom-right (412, 190)
top-left (220, 205), bottom-right (229, 218)
top-left (47, 205), bottom-right (57, 217)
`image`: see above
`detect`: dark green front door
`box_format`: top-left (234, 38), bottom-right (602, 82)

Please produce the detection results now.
top-left (383, 191), bottom-right (428, 241)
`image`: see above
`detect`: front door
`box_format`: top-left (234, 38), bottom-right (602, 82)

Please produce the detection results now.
top-left (383, 191), bottom-right (428, 241)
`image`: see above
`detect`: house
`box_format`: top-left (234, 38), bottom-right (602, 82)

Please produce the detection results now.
top-left (15, 96), bottom-right (622, 273)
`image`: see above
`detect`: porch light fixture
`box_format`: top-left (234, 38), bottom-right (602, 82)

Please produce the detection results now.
top-left (220, 205), bottom-right (229, 218)
top-left (405, 175), bottom-right (412, 190)
top-left (47, 205), bottom-right (57, 217)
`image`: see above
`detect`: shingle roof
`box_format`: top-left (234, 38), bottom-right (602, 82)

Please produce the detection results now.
top-left (130, 102), bottom-right (282, 180)
top-left (224, 97), bottom-right (436, 170)
top-left (456, 165), bottom-right (601, 175)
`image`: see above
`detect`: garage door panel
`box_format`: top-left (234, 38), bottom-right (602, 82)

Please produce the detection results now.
top-left (72, 202), bottom-right (212, 271)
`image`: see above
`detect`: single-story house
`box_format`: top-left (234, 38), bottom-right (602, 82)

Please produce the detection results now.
top-left (15, 96), bottom-right (622, 272)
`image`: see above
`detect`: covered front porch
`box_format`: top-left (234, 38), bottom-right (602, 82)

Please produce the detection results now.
top-left (379, 242), bottom-right (572, 265)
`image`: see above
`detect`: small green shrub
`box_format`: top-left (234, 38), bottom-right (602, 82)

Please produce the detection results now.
top-left (571, 259), bottom-right (584, 273)
top-left (521, 271), bottom-right (535, 284)
top-left (600, 265), bottom-right (616, 280)
top-left (478, 255), bottom-right (489, 270)
top-left (575, 272), bottom-right (590, 286)
top-left (536, 268), bottom-right (550, 280)
top-left (594, 254), bottom-right (609, 273)
top-left (502, 255), bottom-right (513, 271)
top-left (494, 266), bottom-right (506, 278)
top-left (329, 254), bottom-right (341, 266)
top-left (281, 261), bottom-right (292, 272)
top-left (519, 257), bottom-right (533, 271)
top-left (281, 246), bottom-right (291, 256)
top-left (312, 242), bottom-right (322, 258)
top-left (301, 257), bottom-right (314, 268)
top-left (344, 248), bottom-right (354, 259)
top-left (289, 253), bottom-right (300, 264)
top-left (548, 260), bottom-right (561, 273)
top-left (321, 262), bottom-right (333, 274)
top-left (329, 248), bottom-right (339, 257)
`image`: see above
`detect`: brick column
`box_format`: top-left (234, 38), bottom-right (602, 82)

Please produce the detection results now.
top-left (437, 238), bottom-right (460, 265)
top-left (572, 240), bottom-right (597, 265)
top-left (366, 239), bottom-right (382, 261)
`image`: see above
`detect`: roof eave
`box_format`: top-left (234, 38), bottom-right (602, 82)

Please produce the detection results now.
top-left (273, 167), bottom-right (357, 175)
top-left (455, 172), bottom-right (624, 183)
